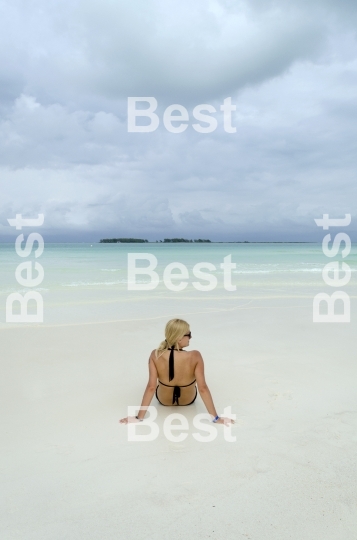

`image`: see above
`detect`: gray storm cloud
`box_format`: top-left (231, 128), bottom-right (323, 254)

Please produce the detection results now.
top-left (0, 0), bottom-right (356, 241)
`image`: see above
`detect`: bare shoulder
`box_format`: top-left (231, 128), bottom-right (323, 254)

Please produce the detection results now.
top-left (189, 349), bottom-right (203, 356)
top-left (149, 349), bottom-right (158, 361)
top-left (188, 349), bottom-right (203, 363)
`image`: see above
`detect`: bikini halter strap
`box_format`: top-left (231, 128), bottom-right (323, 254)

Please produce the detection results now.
top-left (168, 346), bottom-right (183, 381)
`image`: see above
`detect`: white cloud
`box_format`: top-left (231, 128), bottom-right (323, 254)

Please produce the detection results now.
top-left (0, 0), bottom-right (356, 240)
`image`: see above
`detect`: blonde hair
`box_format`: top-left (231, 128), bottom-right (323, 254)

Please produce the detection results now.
top-left (156, 318), bottom-right (190, 358)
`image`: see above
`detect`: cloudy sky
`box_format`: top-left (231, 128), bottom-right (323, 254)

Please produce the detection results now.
top-left (0, 0), bottom-right (356, 241)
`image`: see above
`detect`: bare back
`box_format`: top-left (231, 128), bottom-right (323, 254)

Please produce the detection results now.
top-left (152, 348), bottom-right (199, 406)
top-left (153, 348), bottom-right (198, 385)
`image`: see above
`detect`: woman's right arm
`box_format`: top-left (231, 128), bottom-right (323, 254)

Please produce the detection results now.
top-left (194, 351), bottom-right (234, 425)
top-left (119, 351), bottom-right (158, 424)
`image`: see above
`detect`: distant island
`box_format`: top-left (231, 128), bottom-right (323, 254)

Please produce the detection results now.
top-left (162, 238), bottom-right (211, 243)
top-left (99, 238), bottom-right (313, 244)
top-left (100, 238), bottom-right (148, 243)
top-left (99, 238), bottom-right (211, 243)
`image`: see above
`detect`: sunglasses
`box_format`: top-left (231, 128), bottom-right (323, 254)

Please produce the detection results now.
top-left (184, 332), bottom-right (192, 339)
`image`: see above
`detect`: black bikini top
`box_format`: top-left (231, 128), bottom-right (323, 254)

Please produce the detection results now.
top-left (159, 347), bottom-right (196, 405)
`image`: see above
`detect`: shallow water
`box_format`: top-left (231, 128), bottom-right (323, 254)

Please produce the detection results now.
top-left (1, 242), bottom-right (356, 326)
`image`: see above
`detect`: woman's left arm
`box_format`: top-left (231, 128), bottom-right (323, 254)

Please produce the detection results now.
top-left (119, 352), bottom-right (158, 424)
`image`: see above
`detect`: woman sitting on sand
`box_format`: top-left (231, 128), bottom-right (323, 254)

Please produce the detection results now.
top-left (120, 318), bottom-right (234, 425)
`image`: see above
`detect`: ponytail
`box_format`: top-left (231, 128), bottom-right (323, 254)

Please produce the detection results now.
top-left (155, 318), bottom-right (190, 358)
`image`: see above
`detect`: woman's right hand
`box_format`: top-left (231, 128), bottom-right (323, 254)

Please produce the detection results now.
top-left (119, 416), bottom-right (142, 424)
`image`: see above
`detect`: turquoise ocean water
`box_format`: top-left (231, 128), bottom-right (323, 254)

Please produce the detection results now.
top-left (1, 242), bottom-right (356, 327)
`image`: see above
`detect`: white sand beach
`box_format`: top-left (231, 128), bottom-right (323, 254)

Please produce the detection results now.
top-left (1, 293), bottom-right (356, 540)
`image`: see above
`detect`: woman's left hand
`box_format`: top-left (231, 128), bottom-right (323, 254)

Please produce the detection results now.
top-left (119, 416), bottom-right (142, 424)
top-left (215, 416), bottom-right (235, 425)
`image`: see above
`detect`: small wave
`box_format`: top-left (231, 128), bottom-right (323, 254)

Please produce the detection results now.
top-left (0, 287), bottom-right (49, 294)
top-left (233, 270), bottom-right (272, 274)
top-left (63, 281), bottom-right (122, 287)
top-left (290, 268), bottom-right (322, 272)
top-left (290, 268), bottom-right (357, 273)
top-left (62, 279), bottom-right (155, 287)
top-left (233, 267), bottom-right (356, 274)
top-left (32, 287), bottom-right (49, 291)
top-left (233, 268), bottom-right (322, 274)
